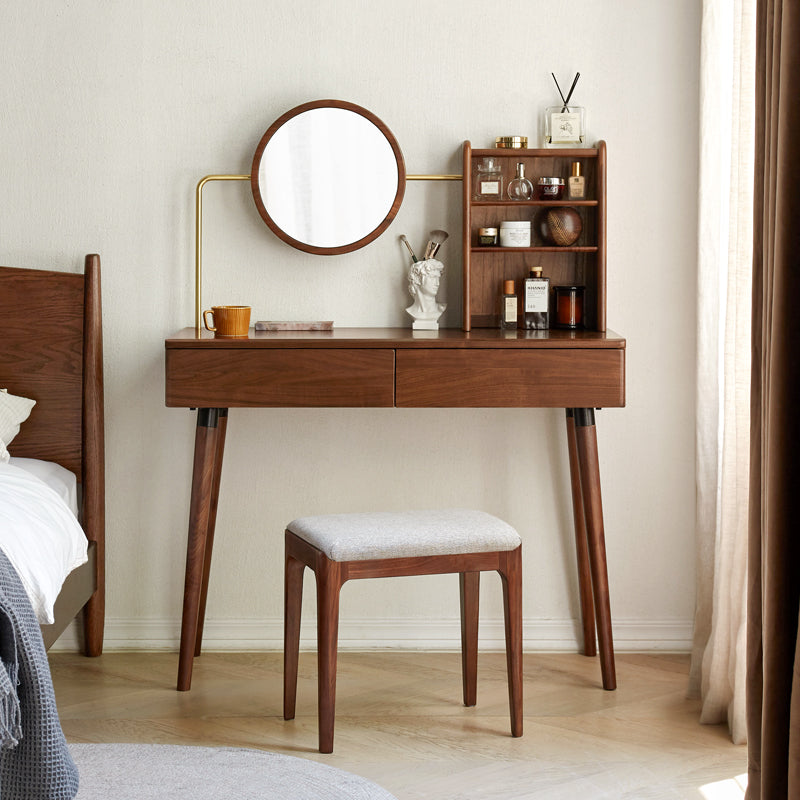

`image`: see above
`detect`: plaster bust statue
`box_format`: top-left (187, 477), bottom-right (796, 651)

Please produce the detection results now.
top-left (405, 258), bottom-right (446, 330)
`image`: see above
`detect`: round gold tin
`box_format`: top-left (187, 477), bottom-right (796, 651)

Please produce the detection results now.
top-left (495, 136), bottom-right (528, 149)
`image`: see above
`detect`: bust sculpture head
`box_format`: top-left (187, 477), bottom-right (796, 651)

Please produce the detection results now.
top-left (406, 259), bottom-right (446, 329)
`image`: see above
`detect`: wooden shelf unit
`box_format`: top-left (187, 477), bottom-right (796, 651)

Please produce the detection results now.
top-left (462, 140), bottom-right (607, 331)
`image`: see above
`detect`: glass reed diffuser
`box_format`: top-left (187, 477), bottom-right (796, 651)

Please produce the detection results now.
top-left (544, 72), bottom-right (586, 148)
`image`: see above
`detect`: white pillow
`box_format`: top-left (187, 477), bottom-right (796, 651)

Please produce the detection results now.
top-left (0, 389), bottom-right (36, 463)
top-left (8, 457), bottom-right (79, 517)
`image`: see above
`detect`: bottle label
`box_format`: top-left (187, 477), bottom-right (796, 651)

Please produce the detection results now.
top-left (480, 180), bottom-right (500, 195)
top-left (525, 280), bottom-right (548, 312)
top-left (549, 112), bottom-right (582, 144)
top-left (504, 296), bottom-right (517, 322)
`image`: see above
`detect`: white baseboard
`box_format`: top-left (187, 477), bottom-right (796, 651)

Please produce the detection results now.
top-left (51, 616), bottom-right (693, 653)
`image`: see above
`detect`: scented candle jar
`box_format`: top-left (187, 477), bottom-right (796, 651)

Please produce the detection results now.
top-left (499, 220), bottom-right (531, 247)
top-left (535, 177), bottom-right (565, 200)
top-left (554, 285), bottom-right (585, 329)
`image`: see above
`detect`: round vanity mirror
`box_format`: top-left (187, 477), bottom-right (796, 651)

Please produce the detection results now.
top-left (251, 100), bottom-right (406, 255)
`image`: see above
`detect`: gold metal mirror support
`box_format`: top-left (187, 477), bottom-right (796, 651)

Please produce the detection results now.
top-left (194, 173), bottom-right (462, 333)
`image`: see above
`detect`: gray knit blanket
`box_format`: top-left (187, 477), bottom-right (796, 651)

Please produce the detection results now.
top-left (0, 550), bottom-right (78, 799)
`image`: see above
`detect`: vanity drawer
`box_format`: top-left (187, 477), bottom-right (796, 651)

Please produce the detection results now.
top-left (396, 349), bottom-right (625, 408)
top-left (166, 348), bottom-right (395, 407)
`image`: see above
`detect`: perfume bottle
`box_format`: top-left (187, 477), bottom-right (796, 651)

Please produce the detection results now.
top-left (522, 267), bottom-right (550, 330)
top-left (474, 157), bottom-right (503, 201)
top-left (500, 279), bottom-right (518, 329)
top-left (507, 162), bottom-right (533, 200)
top-left (567, 162), bottom-right (585, 199)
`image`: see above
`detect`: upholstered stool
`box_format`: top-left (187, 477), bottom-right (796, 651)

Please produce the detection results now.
top-left (283, 508), bottom-right (523, 753)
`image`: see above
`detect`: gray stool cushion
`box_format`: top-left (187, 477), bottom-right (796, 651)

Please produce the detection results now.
top-left (286, 509), bottom-right (521, 562)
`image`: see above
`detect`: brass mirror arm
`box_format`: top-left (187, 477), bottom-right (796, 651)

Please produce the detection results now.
top-left (194, 172), bottom-right (463, 333)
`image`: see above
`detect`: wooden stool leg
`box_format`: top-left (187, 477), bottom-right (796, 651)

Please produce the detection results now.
top-left (459, 571), bottom-right (480, 707)
top-left (284, 550), bottom-right (305, 721)
top-left (316, 557), bottom-right (343, 754)
top-left (499, 546), bottom-right (523, 737)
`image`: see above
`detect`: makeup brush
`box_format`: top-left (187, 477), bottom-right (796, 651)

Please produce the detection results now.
top-left (423, 229), bottom-right (449, 259)
top-left (400, 235), bottom-right (418, 263)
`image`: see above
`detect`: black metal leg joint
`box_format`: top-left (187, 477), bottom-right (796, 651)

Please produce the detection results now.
top-left (196, 408), bottom-right (222, 428)
top-left (574, 408), bottom-right (596, 427)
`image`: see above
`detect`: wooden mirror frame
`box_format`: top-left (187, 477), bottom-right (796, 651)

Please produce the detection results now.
top-left (250, 99), bottom-right (406, 255)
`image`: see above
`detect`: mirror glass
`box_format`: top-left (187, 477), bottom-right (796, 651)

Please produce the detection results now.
top-left (251, 100), bottom-right (406, 255)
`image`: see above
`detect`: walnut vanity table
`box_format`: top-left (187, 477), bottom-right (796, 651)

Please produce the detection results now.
top-left (166, 100), bottom-right (625, 694)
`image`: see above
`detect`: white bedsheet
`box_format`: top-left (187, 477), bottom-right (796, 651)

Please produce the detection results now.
top-left (0, 461), bottom-right (88, 624)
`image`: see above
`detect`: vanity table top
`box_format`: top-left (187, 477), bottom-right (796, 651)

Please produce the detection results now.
top-left (166, 327), bottom-right (626, 350)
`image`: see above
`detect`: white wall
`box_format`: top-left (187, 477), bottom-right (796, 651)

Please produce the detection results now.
top-left (1, 0), bottom-right (700, 652)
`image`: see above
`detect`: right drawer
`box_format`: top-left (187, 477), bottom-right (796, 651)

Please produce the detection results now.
top-left (396, 349), bottom-right (625, 408)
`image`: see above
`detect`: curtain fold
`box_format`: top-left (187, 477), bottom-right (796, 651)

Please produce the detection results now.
top-left (747, 0), bottom-right (800, 797)
top-left (691, 0), bottom-right (754, 745)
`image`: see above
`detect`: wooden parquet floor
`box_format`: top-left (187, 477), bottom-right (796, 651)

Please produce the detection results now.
top-left (50, 652), bottom-right (747, 799)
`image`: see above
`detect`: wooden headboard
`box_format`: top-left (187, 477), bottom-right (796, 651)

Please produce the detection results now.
top-left (0, 254), bottom-right (105, 654)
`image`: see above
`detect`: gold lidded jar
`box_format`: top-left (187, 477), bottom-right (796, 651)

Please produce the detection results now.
top-left (495, 136), bottom-right (528, 149)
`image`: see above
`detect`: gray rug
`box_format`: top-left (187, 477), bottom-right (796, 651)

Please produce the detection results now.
top-left (69, 743), bottom-right (398, 799)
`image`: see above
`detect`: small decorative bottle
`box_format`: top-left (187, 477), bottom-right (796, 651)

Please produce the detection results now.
top-left (474, 157), bottom-right (503, 201)
top-left (522, 267), bottom-right (550, 330)
top-left (567, 162), bottom-right (585, 199)
top-left (507, 162), bottom-right (533, 200)
top-left (500, 279), bottom-right (518, 329)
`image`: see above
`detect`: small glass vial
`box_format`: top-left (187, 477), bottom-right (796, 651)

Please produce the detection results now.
top-left (522, 267), bottom-right (550, 330)
top-left (567, 162), bottom-right (585, 199)
top-left (500, 279), bottom-right (518, 329)
top-left (543, 105), bottom-right (586, 148)
top-left (507, 162), bottom-right (533, 200)
top-left (474, 157), bottom-right (503, 201)
top-left (554, 285), bottom-right (586, 329)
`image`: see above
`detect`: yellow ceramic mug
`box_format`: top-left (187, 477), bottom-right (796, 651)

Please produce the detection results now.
top-left (202, 305), bottom-right (251, 338)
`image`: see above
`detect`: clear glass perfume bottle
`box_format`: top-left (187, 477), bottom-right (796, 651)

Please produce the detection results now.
top-left (522, 267), bottom-right (550, 330)
top-left (474, 157), bottom-right (503, 201)
top-left (500, 279), bottom-right (518, 329)
top-left (507, 162), bottom-right (533, 200)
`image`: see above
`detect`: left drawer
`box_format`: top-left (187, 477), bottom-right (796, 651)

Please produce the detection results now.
top-left (166, 348), bottom-right (395, 407)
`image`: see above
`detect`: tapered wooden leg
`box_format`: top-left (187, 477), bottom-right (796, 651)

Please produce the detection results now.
top-left (195, 408), bottom-right (228, 657)
top-left (284, 549), bottom-right (305, 721)
top-left (316, 557), bottom-right (342, 753)
top-left (459, 571), bottom-right (480, 707)
top-left (574, 408), bottom-right (616, 691)
top-left (498, 546), bottom-right (523, 737)
top-left (565, 409), bottom-right (597, 657)
top-left (177, 408), bottom-right (222, 691)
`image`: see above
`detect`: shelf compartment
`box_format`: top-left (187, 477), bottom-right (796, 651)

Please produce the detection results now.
top-left (462, 140), bottom-right (607, 332)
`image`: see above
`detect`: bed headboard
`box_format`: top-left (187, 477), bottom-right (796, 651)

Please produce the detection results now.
top-left (0, 255), bottom-right (103, 481)
top-left (0, 255), bottom-right (105, 654)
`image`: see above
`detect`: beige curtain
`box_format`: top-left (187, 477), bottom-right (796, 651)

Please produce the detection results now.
top-left (690, 0), bottom-right (755, 745)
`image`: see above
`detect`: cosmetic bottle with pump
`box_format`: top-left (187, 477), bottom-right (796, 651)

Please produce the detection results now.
top-left (567, 162), bottom-right (585, 199)
top-left (522, 267), bottom-right (550, 330)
